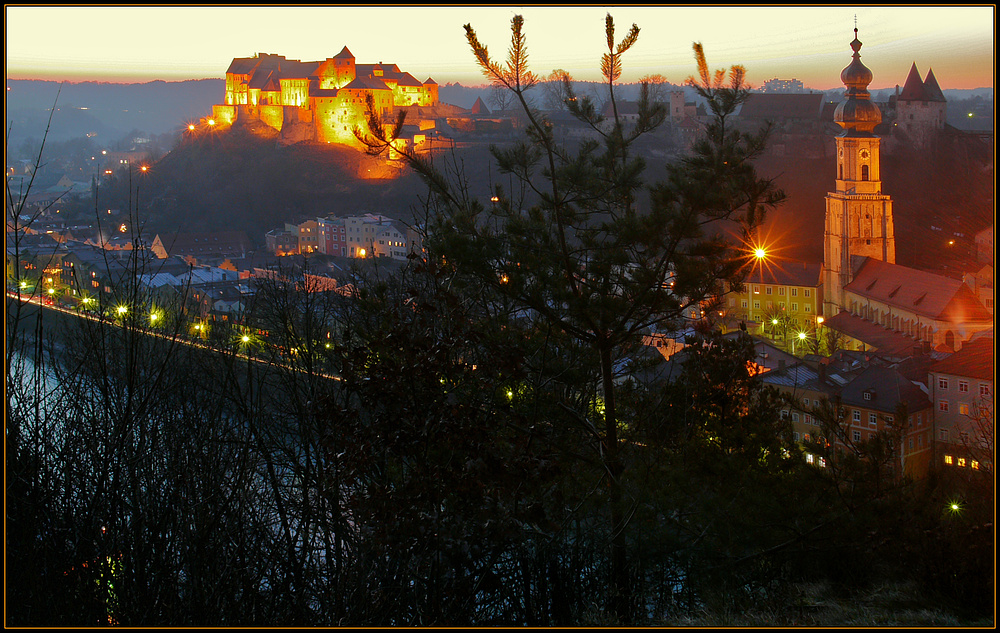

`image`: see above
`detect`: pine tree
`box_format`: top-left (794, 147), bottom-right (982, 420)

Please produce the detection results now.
top-left (359, 13), bottom-right (785, 622)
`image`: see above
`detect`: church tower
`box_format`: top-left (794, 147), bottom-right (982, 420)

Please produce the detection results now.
top-left (822, 28), bottom-right (895, 318)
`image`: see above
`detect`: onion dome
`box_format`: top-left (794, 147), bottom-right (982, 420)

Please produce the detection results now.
top-left (834, 28), bottom-right (881, 133)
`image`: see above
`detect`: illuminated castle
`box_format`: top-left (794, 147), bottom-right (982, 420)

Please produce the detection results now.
top-left (211, 48), bottom-right (439, 146)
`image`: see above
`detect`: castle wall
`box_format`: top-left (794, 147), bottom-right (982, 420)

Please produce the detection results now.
top-left (258, 105), bottom-right (285, 131)
top-left (213, 104), bottom-right (236, 126)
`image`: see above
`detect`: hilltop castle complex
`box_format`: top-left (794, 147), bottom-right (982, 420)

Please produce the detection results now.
top-left (211, 48), bottom-right (439, 146)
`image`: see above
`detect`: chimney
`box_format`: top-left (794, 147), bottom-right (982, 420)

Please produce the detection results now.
top-left (818, 363), bottom-right (827, 383)
top-left (778, 359), bottom-right (786, 373)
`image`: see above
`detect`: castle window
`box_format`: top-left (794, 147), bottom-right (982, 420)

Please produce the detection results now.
top-left (861, 165), bottom-right (869, 181)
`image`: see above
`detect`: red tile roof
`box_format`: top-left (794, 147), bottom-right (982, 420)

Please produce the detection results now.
top-left (823, 310), bottom-right (924, 357)
top-left (846, 258), bottom-right (992, 322)
top-left (930, 334), bottom-right (995, 380)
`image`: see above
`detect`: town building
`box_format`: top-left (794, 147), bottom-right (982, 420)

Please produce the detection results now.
top-left (922, 334), bottom-right (994, 477)
top-left (211, 49), bottom-right (439, 147)
top-left (760, 78), bottom-right (806, 94)
top-left (726, 261), bottom-right (822, 337)
top-left (150, 231), bottom-right (253, 263)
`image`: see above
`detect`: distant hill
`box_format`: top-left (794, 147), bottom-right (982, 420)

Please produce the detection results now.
top-left (5, 79), bottom-right (223, 144)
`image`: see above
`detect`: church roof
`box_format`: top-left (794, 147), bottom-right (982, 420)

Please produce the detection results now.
top-left (845, 257), bottom-right (993, 323)
top-left (898, 63), bottom-right (927, 101)
top-left (823, 311), bottom-right (925, 358)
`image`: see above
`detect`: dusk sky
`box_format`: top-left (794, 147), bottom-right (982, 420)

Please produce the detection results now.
top-left (5, 5), bottom-right (995, 90)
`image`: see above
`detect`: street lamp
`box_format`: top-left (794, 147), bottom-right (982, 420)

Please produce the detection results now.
top-left (792, 330), bottom-right (807, 355)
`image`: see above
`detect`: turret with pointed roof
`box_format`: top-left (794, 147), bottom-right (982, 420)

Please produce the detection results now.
top-left (894, 61), bottom-right (947, 145)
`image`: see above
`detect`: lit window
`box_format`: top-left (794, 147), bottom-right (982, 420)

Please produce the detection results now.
top-left (818, 457), bottom-right (826, 468)
top-left (806, 453), bottom-right (814, 464)
top-left (944, 454), bottom-right (953, 465)
top-left (971, 461), bottom-right (980, 470)
top-left (957, 457), bottom-right (966, 467)
top-left (959, 403), bottom-right (970, 416)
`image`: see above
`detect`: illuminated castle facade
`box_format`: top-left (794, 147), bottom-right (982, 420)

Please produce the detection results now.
top-left (211, 48), bottom-right (439, 146)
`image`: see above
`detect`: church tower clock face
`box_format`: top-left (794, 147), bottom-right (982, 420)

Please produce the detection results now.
top-left (859, 148), bottom-right (870, 160)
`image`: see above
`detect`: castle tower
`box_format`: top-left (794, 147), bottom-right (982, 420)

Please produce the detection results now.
top-left (822, 28), bottom-right (896, 318)
top-left (895, 63), bottom-right (947, 146)
top-left (331, 46), bottom-right (357, 89)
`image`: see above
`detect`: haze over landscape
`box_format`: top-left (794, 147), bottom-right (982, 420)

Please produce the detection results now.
top-left (6, 5), bottom-right (995, 90)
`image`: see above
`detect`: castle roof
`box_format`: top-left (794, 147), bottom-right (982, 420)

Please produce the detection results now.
top-left (395, 72), bottom-right (423, 87)
top-left (921, 68), bottom-right (946, 102)
top-left (469, 96), bottom-right (491, 115)
top-left (333, 46), bottom-right (355, 60)
top-left (227, 57), bottom-right (260, 75)
top-left (898, 63), bottom-right (927, 101)
top-left (424, 77), bottom-right (438, 85)
top-left (342, 77), bottom-right (391, 91)
top-left (845, 257), bottom-right (993, 323)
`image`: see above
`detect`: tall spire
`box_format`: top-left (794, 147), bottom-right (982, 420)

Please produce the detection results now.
top-left (834, 26), bottom-right (881, 134)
